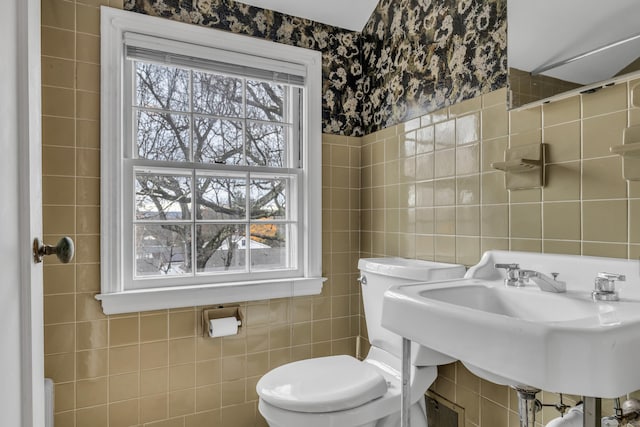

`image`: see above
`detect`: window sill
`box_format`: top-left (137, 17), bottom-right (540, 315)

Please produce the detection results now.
top-left (96, 277), bottom-right (325, 315)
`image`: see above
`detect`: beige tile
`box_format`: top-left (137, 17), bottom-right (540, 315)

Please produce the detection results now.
top-left (221, 379), bottom-right (246, 406)
top-left (582, 157), bottom-right (627, 200)
top-left (221, 402), bottom-right (256, 427)
top-left (481, 204), bottom-right (509, 238)
top-left (482, 104), bottom-right (509, 139)
top-left (456, 143), bottom-right (480, 175)
top-left (186, 409), bottom-right (221, 427)
top-left (42, 57), bottom-right (75, 89)
top-left (43, 176), bottom-right (76, 205)
top-left (76, 348), bottom-right (107, 379)
top-left (76, 3), bottom-right (100, 35)
top-left (76, 377), bottom-right (107, 408)
top-left (109, 399), bottom-right (139, 427)
top-left (456, 386), bottom-right (480, 425)
top-left (141, 313), bottom-right (168, 342)
top-left (631, 200), bottom-right (640, 243)
top-left (77, 177), bottom-right (100, 205)
top-left (582, 83), bottom-right (628, 118)
top-left (456, 236), bottom-right (480, 266)
top-left (456, 205), bottom-right (480, 236)
top-left (435, 120), bottom-right (455, 149)
top-left (196, 358), bottom-right (221, 387)
top-left (42, 27), bottom-right (75, 59)
top-left (582, 242), bottom-right (628, 258)
top-left (509, 187), bottom-right (541, 204)
top-left (415, 207), bottom-right (434, 235)
top-left (434, 179), bottom-right (456, 206)
top-left (44, 264), bottom-right (75, 295)
top-left (582, 112), bottom-right (627, 159)
top-left (140, 393), bottom-right (168, 423)
top-left (77, 119), bottom-right (100, 149)
top-left (76, 405), bottom-right (107, 427)
top-left (450, 97), bottom-right (482, 116)
top-left (481, 172), bottom-right (508, 204)
top-left (169, 337), bottom-right (195, 365)
top-left (544, 122), bottom-right (580, 163)
top-left (481, 237), bottom-right (509, 253)
top-left (510, 238), bottom-right (542, 252)
top-left (435, 207), bottom-right (455, 235)
top-left (44, 323), bottom-right (75, 355)
top-left (481, 136), bottom-right (508, 172)
top-left (45, 353), bottom-right (75, 383)
top-left (43, 86), bottom-right (75, 118)
top-left (109, 316), bottom-right (139, 346)
top-left (415, 153), bottom-right (434, 181)
top-left (456, 113), bottom-right (480, 145)
top-left (543, 96), bottom-right (580, 127)
top-left (457, 175), bottom-right (479, 205)
top-left (510, 203), bottom-right (541, 239)
top-left (169, 363), bottom-right (196, 391)
top-left (44, 294), bottom-right (75, 325)
top-left (583, 200), bottom-right (627, 243)
top-left (481, 397), bottom-right (509, 427)
top-left (75, 235), bottom-right (100, 263)
top-left (76, 263), bottom-right (100, 292)
top-left (434, 148), bottom-right (455, 178)
top-left (434, 236), bottom-right (456, 263)
top-left (141, 367), bottom-right (168, 396)
top-left (416, 181), bottom-right (434, 207)
top-left (76, 91), bottom-right (100, 121)
top-left (510, 106), bottom-right (541, 134)
top-left (109, 344), bottom-right (140, 375)
top-left (109, 372), bottom-right (139, 402)
top-left (481, 379), bottom-right (510, 407)
top-left (76, 206), bottom-right (99, 234)
top-left (169, 310), bottom-right (196, 338)
top-left (543, 202), bottom-right (581, 240)
top-left (544, 240), bottom-right (581, 255)
top-left (54, 381), bottom-right (75, 412)
top-left (543, 162), bottom-right (580, 201)
top-left (483, 88), bottom-right (507, 108)
top-left (43, 205), bottom-right (75, 235)
top-left (416, 126), bottom-right (434, 153)
top-left (195, 384), bottom-right (222, 412)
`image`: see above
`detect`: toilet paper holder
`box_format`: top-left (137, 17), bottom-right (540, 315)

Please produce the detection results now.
top-left (201, 305), bottom-right (244, 337)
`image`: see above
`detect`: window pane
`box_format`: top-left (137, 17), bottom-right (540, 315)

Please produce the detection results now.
top-left (135, 224), bottom-right (192, 277)
top-left (135, 62), bottom-right (189, 112)
top-left (249, 224), bottom-right (290, 271)
top-left (196, 175), bottom-right (246, 220)
top-left (246, 122), bottom-right (287, 167)
top-left (249, 177), bottom-right (287, 220)
top-left (195, 224), bottom-right (246, 273)
top-left (246, 80), bottom-right (284, 122)
top-left (193, 72), bottom-right (243, 117)
top-left (193, 118), bottom-right (243, 165)
top-left (136, 174), bottom-right (192, 220)
top-left (136, 111), bottom-right (190, 161)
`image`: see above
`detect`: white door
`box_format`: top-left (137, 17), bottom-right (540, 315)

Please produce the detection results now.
top-left (0, 0), bottom-right (45, 426)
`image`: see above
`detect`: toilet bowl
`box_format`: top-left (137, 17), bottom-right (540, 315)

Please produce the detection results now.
top-left (256, 258), bottom-right (466, 427)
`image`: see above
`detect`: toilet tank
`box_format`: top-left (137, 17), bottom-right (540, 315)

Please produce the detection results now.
top-left (358, 258), bottom-right (466, 365)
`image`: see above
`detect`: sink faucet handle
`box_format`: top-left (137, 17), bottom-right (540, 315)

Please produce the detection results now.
top-left (596, 272), bottom-right (626, 282)
top-left (495, 263), bottom-right (521, 286)
top-left (593, 272), bottom-right (626, 301)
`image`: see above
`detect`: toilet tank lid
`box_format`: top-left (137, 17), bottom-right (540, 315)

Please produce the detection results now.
top-left (358, 257), bottom-right (466, 281)
top-left (256, 355), bottom-right (388, 413)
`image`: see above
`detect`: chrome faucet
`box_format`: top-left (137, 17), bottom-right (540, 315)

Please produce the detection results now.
top-left (518, 270), bottom-right (566, 293)
top-left (495, 263), bottom-right (566, 293)
top-left (592, 272), bottom-right (626, 301)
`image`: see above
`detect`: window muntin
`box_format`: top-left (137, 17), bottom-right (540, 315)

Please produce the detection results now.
top-left (125, 59), bottom-right (302, 289)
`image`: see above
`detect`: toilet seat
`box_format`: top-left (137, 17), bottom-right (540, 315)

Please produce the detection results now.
top-left (256, 355), bottom-right (388, 413)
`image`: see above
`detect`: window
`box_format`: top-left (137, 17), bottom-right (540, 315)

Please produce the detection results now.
top-left (98, 7), bottom-right (323, 314)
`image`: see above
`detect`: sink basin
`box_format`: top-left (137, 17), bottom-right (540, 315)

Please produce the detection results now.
top-left (382, 250), bottom-right (640, 397)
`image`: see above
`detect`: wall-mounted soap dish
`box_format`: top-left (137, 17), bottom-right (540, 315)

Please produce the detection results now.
top-left (610, 125), bottom-right (640, 181)
top-left (491, 143), bottom-right (546, 190)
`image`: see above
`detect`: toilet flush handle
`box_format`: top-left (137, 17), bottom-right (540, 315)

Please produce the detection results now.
top-left (357, 275), bottom-right (367, 285)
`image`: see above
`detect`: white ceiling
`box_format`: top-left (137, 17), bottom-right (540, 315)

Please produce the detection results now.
top-left (232, 0), bottom-right (379, 31)
top-left (508, 0), bottom-right (640, 84)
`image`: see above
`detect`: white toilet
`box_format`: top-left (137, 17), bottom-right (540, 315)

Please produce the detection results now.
top-left (256, 257), bottom-right (466, 427)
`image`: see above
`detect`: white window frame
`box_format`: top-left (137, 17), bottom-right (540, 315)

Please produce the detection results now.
top-left (98, 7), bottom-right (324, 315)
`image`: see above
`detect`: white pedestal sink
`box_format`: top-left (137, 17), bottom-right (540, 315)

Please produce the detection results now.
top-left (382, 250), bottom-right (640, 398)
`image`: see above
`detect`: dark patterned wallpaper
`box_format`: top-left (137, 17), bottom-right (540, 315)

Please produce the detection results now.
top-left (362, 0), bottom-right (507, 132)
top-left (124, 0), bottom-right (365, 136)
top-left (124, 0), bottom-right (507, 136)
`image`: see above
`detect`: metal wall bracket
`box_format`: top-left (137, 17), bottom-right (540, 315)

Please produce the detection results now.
top-left (610, 125), bottom-right (640, 181)
top-left (491, 143), bottom-right (546, 190)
